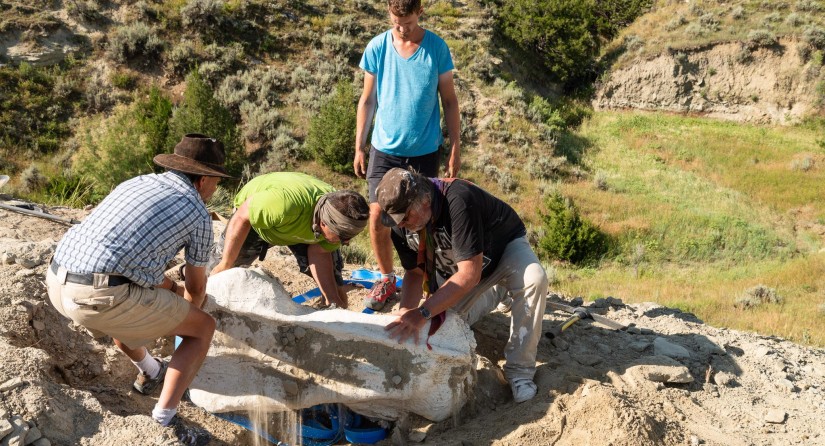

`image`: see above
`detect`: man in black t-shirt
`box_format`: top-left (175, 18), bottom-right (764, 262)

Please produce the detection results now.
top-left (375, 168), bottom-right (548, 403)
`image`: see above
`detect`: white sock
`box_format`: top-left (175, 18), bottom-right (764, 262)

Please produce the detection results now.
top-left (132, 349), bottom-right (161, 379)
top-left (152, 405), bottom-right (177, 426)
top-left (381, 273), bottom-right (396, 282)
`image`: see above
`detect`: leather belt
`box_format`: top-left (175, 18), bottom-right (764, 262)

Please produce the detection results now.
top-left (50, 260), bottom-right (133, 287)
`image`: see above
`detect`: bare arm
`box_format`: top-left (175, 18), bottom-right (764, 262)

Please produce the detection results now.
top-left (438, 71), bottom-right (461, 178)
top-left (307, 244), bottom-right (348, 309)
top-left (183, 263), bottom-right (208, 309)
top-left (398, 267), bottom-right (425, 311)
top-left (210, 199), bottom-right (252, 275)
top-left (354, 72), bottom-right (377, 178)
top-left (385, 254), bottom-right (483, 344)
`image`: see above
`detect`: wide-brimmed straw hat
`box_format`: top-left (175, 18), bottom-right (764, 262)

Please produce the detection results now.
top-left (153, 133), bottom-right (233, 178)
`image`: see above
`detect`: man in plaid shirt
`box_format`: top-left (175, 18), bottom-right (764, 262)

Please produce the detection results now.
top-left (47, 134), bottom-right (229, 444)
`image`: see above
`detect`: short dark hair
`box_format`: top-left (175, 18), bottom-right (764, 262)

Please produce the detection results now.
top-left (388, 0), bottom-right (421, 16)
top-left (327, 190), bottom-right (370, 221)
top-left (178, 171), bottom-right (204, 184)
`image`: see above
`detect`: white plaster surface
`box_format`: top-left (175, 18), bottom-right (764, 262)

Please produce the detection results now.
top-left (190, 268), bottom-right (477, 421)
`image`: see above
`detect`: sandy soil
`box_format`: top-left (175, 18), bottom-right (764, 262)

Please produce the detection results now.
top-left (0, 203), bottom-right (824, 446)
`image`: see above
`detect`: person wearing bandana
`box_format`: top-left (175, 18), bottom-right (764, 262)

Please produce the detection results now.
top-left (209, 172), bottom-right (369, 308)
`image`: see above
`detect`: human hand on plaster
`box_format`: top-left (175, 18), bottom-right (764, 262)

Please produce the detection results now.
top-left (385, 308), bottom-right (427, 344)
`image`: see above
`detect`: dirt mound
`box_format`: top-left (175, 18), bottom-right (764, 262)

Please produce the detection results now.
top-left (0, 204), bottom-right (824, 445)
top-left (595, 38), bottom-right (820, 124)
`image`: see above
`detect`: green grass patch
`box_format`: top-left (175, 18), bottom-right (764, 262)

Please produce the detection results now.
top-left (555, 254), bottom-right (825, 347)
top-left (550, 110), bottom-right (825, 346)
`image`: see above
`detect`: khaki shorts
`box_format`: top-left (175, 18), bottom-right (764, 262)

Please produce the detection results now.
top-left (46, 266), bottom-right (191, 350)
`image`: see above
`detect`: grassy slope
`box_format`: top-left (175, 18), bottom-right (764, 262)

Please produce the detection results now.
top-left (557, 111), bottom-right (825, 346)
top-left (3, 1), bottom-right (823, 345)
top-left (610, 0), bottom-right (825, 68)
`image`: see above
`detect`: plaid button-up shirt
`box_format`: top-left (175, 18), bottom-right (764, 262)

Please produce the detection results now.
top-left (54, 171), bottom-right (213, 288)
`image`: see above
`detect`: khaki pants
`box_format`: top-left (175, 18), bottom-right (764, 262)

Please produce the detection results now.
top-left (454, 236), bottom-right (548, 382)
top-left (46, 266), bottom-right (191, 349)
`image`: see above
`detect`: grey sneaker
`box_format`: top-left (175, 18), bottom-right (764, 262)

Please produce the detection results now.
top-left (510, 378), bottom-right (537, 403)
top-left (133, 358), bottom-right (168, 395)
top-left (167, 416), bottom-right (211, 446)
top-left (496, 295), bottom-right (513, 313)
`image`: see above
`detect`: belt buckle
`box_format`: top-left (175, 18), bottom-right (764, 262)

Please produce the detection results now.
top-left (93, 273), bottom-right (110, 289)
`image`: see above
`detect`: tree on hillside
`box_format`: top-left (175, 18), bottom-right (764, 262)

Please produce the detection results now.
top-left (137, 86), bottom-right (173, 167)
top-left (500, 0), bottom-right (597, 87)
top-left (496, 0), bottom-right (653, 89)
top-left (74, 95), bottom-right (170, 201)
top-left (167, 70), bottom-right (246, 178)
top-left (305, 80), bottom-right (357, 175)
top-left (539, 191), bottom-right (608, 264)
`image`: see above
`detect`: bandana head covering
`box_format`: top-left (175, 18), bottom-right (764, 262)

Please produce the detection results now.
top-left (312, 191), bottom-right (369, 242)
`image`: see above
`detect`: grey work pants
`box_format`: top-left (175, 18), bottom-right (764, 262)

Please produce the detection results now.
top-left (454, 236), bottom-right (548, 382)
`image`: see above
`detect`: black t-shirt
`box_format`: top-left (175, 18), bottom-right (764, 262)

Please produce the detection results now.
top-left (391, 179), bottom-right (526, 286)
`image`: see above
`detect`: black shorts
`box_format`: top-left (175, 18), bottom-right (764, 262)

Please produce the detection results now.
top-left (287, 244), bottom-right (345, 286)
top-left (366, 147), bottom-right (439, 202)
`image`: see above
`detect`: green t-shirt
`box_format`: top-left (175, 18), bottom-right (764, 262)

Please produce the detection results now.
top-left (234, 172), bottom-right (338, 251)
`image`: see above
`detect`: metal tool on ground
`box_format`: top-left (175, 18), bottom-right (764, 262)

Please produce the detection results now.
top-left (0, 174), bottom-right (81, 225)
top-left (545, 301), bottom-right (626, 339)
top-left (0, 202), bottom-right (81, 226)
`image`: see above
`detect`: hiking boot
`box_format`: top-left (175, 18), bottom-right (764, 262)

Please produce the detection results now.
top-left (167, 416), bottom-right (211, 446)
top-left (510, 378), bottom-right (537, 403)
top-left (365, 277), bottom-right (397, 311)
top-left (133, 358), bottom-right (168, 395)
top-left (496, 295), bottom-right (513, 313)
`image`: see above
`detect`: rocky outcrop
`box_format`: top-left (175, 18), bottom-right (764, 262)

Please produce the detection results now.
top-left (595, 39), bottom-right (823, 124)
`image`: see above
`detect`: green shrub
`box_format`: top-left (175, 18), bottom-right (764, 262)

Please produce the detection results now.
top-left (538, 191), bottom-right (609, 264)
top-left (340, 243), bottom-right (369, 265)
top-left (106, 22), bottom-right (164, 64)
top-left (73, 104), bottom-right (157, 200)
top-left (136, 86), bottom-right (173, 162)
top-left (239, 101), bottom-right (280, 143)
top-left (43, 174), bottom-right (96, 208)
top-left (19, 165), bottom-right (46, 193)
top-left (259, 127), bottom-right (305, 172)
top-left (498, 0), bottom-right (597, 86)
top-left (699, 12), bottom-right (719, 30)
top-left (785, 12), bottom-right (805, 26)
top-left (306, 80), bottom-right (357, 174)
top-left (527, 155), bottom-right (567, 180)
top-left (802, 26), bottom-right (825, 50)
top-left (734, 285), bottom-right (783, 309)
top-left (167, 70), bottom-right (246, 178)
top-left (665, 15), bottom-right (687, 31)
top-left (110, 71), bottom-right (137, 90)
top-left (321, 33), bottom-right (357, 59)
top-left (796, 0), bottom-right (823, 12)
top-left (66, 0), bottom-right (103, 22)
top-left (165, 41), bottom-right (197, 76)
top-left (0, 63), bottom-right (78, 157)
top-left (181, 0), bottom-right (226, 30)
top-left (747, 29), bottom-right (777, 48)
top-left (71, 89), bottom-right (171, 200)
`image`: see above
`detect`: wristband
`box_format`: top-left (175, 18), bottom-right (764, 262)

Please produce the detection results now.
top-left (418, 306), bottom-right (432, 320)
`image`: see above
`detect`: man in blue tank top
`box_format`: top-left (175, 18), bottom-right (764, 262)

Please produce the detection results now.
top-left (354, 0), bottom-right (461, 311)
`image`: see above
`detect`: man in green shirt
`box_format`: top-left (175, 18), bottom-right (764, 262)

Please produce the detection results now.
top-left (209, 172), bottom-right (369, 308)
